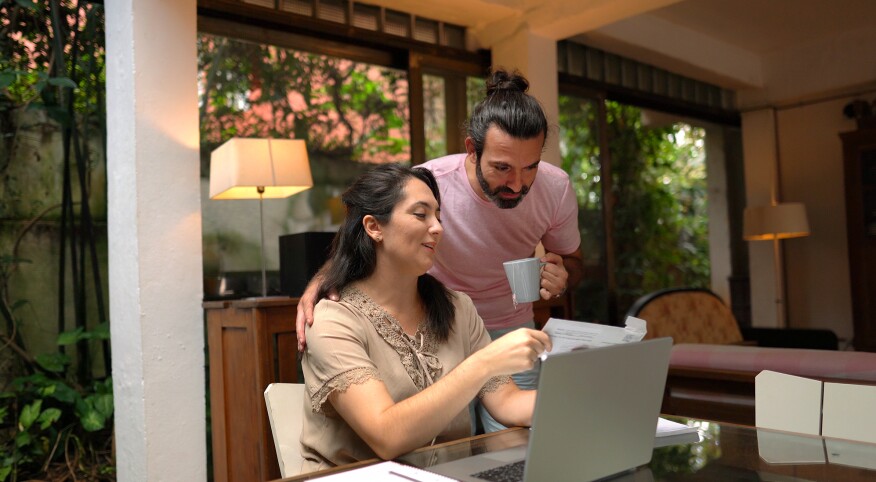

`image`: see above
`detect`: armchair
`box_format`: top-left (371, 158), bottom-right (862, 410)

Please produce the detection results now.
top-left (626, 288), bottom-right (838, 350)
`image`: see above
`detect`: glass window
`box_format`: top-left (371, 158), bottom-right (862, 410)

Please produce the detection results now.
top-left (421, 73), bottom-right (483, 162)
top-left (608, 102), bottom-right (709, 320)
top-left (423, 74), bottom-right (446, 160)
top-left (559, 94), bottom-right (608, 323)
top-left (560, 95), bottom-right (710, 323)
top-left (198, 33), bottom-right (409, 295)
top-left (466, 75), bottom-right (482, 117)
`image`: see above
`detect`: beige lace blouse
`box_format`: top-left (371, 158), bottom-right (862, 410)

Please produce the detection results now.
top-left (299, 286), bottom-right (511, 472)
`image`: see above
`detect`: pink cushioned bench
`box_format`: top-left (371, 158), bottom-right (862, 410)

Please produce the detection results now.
top-left (662, 344), bottom-right (876, 426)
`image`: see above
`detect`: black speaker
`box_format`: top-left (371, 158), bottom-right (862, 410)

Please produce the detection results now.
top-left (279, 231), bottom-right (337, 297)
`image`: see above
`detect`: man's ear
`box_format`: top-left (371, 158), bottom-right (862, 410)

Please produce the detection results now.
top-left (464, 137), bottom-right (477, 161)
top-left (362, 215), bottom-right (382, 241)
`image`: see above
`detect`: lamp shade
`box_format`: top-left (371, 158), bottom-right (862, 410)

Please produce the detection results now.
top-left (209, 138), bottom-right (313, 200)
top-left (743, 202), bottom-right (810, 241)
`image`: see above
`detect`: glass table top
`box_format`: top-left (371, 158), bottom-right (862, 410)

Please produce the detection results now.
top-left (396, 417), bottom-right (876, 482)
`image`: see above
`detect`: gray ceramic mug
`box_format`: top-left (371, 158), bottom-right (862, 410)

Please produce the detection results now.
top-left (503, 257), bottom-right (546, 303)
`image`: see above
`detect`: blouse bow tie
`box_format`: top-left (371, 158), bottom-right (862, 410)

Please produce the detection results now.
top-left (404, 332), bottom-right (442, 387)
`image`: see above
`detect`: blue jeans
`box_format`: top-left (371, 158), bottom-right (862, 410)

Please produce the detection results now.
top-left (472, 321), bottom-right (540, 434)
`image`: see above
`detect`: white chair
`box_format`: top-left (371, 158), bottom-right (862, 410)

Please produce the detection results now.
top-left (755, 371), bottom-right (825, 465)
top-left (755, 370), bottom-right (823, 435)
top-left (822, 382), bottom-right (876, 444)
top-left (264, 383), bottom-right (306, 477)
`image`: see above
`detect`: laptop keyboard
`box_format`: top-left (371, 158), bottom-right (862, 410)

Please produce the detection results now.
top-left (472, 460), bottom-right (526, 482)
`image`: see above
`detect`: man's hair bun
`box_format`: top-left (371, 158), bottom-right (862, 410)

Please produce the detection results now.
top-left (485, 69), bottom-right (529, 96)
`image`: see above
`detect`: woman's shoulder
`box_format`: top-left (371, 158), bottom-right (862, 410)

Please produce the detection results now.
top-left (446, 287), bottom-right (471, 304)
top-left (311, 297), bottom-right (369, 335)
top-left (446, 288), bottom-right (477, 315)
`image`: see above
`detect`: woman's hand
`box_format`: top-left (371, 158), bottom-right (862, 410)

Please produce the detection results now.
top-left (473, 328), bottom-right (552, 377)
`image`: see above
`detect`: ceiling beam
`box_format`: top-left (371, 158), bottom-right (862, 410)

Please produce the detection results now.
top-left (577, 12), bottom-right (764, 89)
top-left (471, 0), bottom-right (682, 47)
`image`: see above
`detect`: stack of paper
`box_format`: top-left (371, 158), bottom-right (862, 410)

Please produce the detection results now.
top-left (539, 316), bottom-right (647, 360)
top-left (656, 417), bottom-right (698, 437)
top-left (655, 417), bottom-right (700, 448)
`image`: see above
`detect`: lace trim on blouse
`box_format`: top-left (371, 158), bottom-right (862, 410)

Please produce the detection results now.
top-left (311, 366), bottom-right (380, 414)
top-left (479, 375), bottom-right (513, 398)
top-left (341, 286), bottom-right (443, 391)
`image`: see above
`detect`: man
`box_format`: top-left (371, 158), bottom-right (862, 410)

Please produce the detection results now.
top-left (296, 68), bottom-right (583, 432)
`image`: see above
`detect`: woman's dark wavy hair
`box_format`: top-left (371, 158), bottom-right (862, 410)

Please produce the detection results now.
top-left (319, 163), bottom-right (456, 341)
top-left (466, 68), bottom-right (549, 161)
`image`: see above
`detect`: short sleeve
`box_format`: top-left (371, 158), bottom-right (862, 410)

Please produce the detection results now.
top-left (457, 292), bottom-right (492, 355)
top-left (303, 300), bottom-right (381, 413)
top-left (454, 291), bottom-right (514, 397)
top-left (541, 177), bottom-right (581, 255)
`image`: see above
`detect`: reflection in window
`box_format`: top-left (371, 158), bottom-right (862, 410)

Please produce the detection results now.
top-left (423, 74), bottom-right (446, 160)
top-left (651, 420), bottom-right (720, 476)
top-left (198, 33), bottom-right (409, 292)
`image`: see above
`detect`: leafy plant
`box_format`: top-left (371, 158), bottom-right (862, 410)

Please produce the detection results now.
top-left (1, 325), bottom-right (114, 481)
top-left (2, 0), bottom-right (113, 479)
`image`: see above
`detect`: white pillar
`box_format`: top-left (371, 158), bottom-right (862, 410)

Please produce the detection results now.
top-left (741, 109), bottom-right (779, 327)
top-left (106, 1), bottom-right (206, 480)
top-left (492, 30), bottom-right (561, 167)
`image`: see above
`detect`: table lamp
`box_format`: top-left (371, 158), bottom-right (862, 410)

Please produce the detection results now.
top-left (210, 138), bottom-right (313, 297)
top-left (743, 202), bottom-right (810, 327)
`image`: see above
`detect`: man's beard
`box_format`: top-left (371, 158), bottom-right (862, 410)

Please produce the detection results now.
top-left (476, 160), bottom-right (530, 209)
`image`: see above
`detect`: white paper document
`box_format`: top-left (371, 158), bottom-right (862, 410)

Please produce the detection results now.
top-left (656, 417), bottom-right (698, 437)
top-left (539, 316), bottom-right (647, 360)
top-left (313, 460), bottom-right (455, 481)
top-left (654, 418), bottom-right (701, 448)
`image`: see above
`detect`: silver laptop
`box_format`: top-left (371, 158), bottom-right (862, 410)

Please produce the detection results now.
top-left (428, 337), bottom-right (672, 482)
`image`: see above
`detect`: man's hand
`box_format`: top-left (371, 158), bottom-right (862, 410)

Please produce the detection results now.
top-left (538, 252), bottom-right (569, 300)
top-left (295, 275), bottom-right (338, 351)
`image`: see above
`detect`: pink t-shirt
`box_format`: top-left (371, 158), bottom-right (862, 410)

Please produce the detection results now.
top-left (420, 154), bottom-right (581, 330)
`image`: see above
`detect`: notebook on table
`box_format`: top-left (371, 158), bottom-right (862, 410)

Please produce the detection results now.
top-left (427, 337), bottom-right (673, 482)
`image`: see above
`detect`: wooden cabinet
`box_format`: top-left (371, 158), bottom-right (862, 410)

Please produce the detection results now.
top-left (204, 297), bottom-right (299, 482)
top-left (841, 128), bottom-right (876, 352)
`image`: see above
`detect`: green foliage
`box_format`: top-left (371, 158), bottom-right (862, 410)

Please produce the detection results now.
top-left (1, 0), bottom-right (105, 127)
top-left (56, 323), bottom-right (109, 346)
top-left (607, 102), bottom-right (710, 314)
top-left (559, 96), bottom-right (710, 322)
top-left (558, 96), bottom-right (609, 322)
top-left (2, 1), bottom-right (113, 480)
top-left (197, 34), bottom-right (410, 174)
top-left (1, 328), bottom-right (115, 481)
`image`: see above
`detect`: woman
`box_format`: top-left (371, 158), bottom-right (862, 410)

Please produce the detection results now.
top-left (300, 163), bottom-right (551, 471)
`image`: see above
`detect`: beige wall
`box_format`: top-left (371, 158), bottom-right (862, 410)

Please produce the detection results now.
top-left (779, 97), bottom-right (859, 342)
top-left (742, 93), bottom-right (867, 344)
